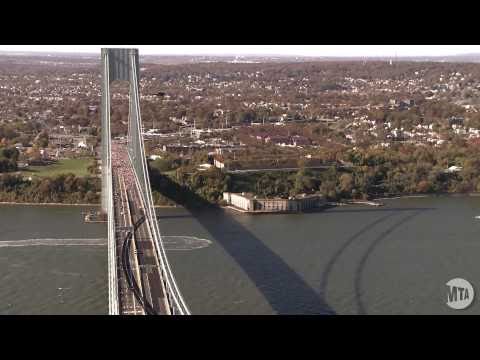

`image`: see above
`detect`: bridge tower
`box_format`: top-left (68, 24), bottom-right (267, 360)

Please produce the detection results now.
top-left (101, 48), bottom-right (139, 213)
top-left (101, 48), bottom-right (190, 315)
top-left (101, 49), bottom-right (140, 315)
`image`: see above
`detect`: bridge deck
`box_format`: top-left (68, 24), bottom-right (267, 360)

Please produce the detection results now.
top-left (112, 141), bottom-right (169, 315)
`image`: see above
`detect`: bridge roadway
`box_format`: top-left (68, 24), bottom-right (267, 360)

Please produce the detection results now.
top-left (111, 140), bottom-right (170, 315)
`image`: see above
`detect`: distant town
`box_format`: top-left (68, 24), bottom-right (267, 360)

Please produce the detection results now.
top-left (1, 53), bottom-right (480, 209)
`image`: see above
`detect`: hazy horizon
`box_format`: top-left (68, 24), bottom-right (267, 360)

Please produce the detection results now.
top-left (1, 45), bottom-right (480, 57)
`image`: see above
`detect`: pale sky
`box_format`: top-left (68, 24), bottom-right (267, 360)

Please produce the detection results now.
top-left (1, 45), bottom-right (480, 57)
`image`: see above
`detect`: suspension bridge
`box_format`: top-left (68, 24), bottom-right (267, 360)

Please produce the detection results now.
top-left (101, 48), bottom-right (190, 315)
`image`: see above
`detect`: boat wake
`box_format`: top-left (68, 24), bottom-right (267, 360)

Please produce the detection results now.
top-left (0, 238), bottom-right (106, 247)
top-left (163, 236), bottom-right (212, 251)
top-left (0, 236), bottom-right (212, 251)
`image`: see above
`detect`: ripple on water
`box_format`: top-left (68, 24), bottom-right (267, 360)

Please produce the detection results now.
top-left (0, 235), bottom-right (211, 314)
top-left (0, 236), bottom-right (212, 251)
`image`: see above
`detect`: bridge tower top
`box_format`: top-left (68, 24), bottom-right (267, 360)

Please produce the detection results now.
top-left (101, 48), bottom-right (139, 84)
top-left (100, 48), bottom-right (139, 213)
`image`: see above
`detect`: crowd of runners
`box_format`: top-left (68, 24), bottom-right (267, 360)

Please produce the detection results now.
top-left (112, 141), bottom-right (137, 191)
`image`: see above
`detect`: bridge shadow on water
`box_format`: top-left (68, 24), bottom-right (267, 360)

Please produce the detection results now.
top-left (151, 170), bottom-right (434, 314)
top-left (323, 207), bottom-right (435, 214)
top-left (156, 214), bottom-right (193, 220)
top-left (320, 207), bottom-right (433, 314)
top-left (151, 171), bottom-right (336, 314)
top-left (353, 209), bottom-right (425, 314)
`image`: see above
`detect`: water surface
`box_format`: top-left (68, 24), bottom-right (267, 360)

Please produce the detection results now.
top-left (1, 196), bottom-right (479, 315)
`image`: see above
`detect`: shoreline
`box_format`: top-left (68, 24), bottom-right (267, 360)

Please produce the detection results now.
top-left (0, 201), bottom-right (181, 208)
top-left (372, 192), bottom-right (480, 201)
top-left (1, 192), bottom-right (479, 208)
top-left (0, 202), bottom-right (100, 206)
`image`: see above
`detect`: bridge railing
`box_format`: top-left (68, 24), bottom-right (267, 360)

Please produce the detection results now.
top-left (127, 54), bottom-right (190, 315)
top-left (102, 51), bottom-right (119, 315)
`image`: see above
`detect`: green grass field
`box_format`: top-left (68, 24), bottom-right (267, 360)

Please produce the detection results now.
top-left (22, 158), bottom-right (94, 178)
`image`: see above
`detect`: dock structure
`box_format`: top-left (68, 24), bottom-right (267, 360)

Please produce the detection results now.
top-left (223, 192), bottom-right (326, 213)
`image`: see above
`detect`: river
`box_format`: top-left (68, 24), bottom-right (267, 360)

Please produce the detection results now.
top-left (1, 195), bottom-right (479, 315)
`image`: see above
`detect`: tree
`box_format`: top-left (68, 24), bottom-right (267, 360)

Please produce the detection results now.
top-left (293, 167), bottom-right (314, 195)
top-left (255, 174), bottom-right (276, 198)
top-left (0, 147), bottom-right (19, 172)
top-left (319, 180), bottom-right (337, 200)
top-left (34, 131), bottom-right (49, 148)
top-left (416, 180), bottom-right (433, 193)
top-left (338, 173), bottom-right (354, 195)
top-left (151, 158), bottom-right (175, 172)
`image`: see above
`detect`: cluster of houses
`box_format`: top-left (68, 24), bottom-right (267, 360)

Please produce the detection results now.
top-left (252, 134), bottom-right (312, 147)
top-left (346, 112), bottom-right (480, 146)
top-left (13, 134), bottom-right (95, 169)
